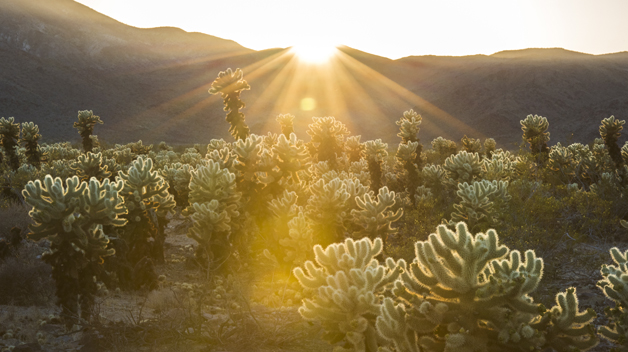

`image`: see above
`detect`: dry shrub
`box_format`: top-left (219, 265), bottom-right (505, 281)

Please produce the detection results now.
top-left (0, 242), bottom-right (54, 306)
top-left (0, 202), bottom-right (31, 237)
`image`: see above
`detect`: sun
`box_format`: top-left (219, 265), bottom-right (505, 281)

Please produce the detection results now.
top-left (290, 43), bottom-right (338, 64)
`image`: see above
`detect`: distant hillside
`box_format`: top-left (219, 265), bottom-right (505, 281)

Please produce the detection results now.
top-left (1, 0), bottom-right (628, 148)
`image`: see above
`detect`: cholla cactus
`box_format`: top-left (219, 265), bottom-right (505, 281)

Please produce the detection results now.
top-left (117, 156), bottom-right (175, 264)
top-left (597, 247), bottom-right (628, 348)
top-left (431, 137), bottom-right (457, 162)
top-left (71, 152), bottom-right (111, 182)
top-left (186, 159), bottom-right (241, 267)
top-left (548, 143), bottom-right (578, 183)
top-left (23, 175), bottom-right (127, 326)
top-left (208, 68), bottom-right (251, 140)
top-left (345, 136), bottom-right (364, 163)
top-left (461, 135), bottom-right (482, 154)
top-left (73, 110), bottom-right (103, 153)
top-left (276, 113), bottom-right (295, 137)
top-left (600, 115), bottom-right (625, 168)
top-left (206, 146), bottom-right (237, 171)
top-left (396, 141), bottom-right (421, 203)
top-left (484, 138), bottom-right (497, 159)
top-left (414, 186), bottom-right (433, 203)
top-left (307, 116), bottom-right (350, 170)
top-left (377, 223), bottom-right (597, 352)
top-left (450, 180), bottom-right (511, 231)
top-left (396, 109), bottom-right (424, 167)
top-left (273, 133), bottom-right (310, 183)
top-left (0, 117), bottom-right (21, 171)
top-left (443, 151), bottom-right (482, 184)
top-left (481, 151), bottom-right (513, 181)
top-left (520, 114), bottom-right (550, 155)
top-left (294, 237), bottom-right (405, 352)
top-left (180, 148), bottom-right (203, 166)
top-left (42, 142), bottom-right (81, 161)
top-left (363, 139), bottom-right (388, 192)
top-left (21, 122), bottom-right (44, 169)
top-left (351, 186), bottom-right (403, 241)
top-left (279, 211), bottom-right (314, 266)
top-left (306, 178), bottom-right (350, 245)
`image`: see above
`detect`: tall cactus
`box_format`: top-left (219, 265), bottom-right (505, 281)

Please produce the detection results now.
top-left (520, 114), bottom-right (550, 156)
top-left (208, 68), bottom-right (251, 140)
top-left (21, 122), bottom-right (44, 169)
top-left (23, 175), bottom-right (127, 326)
top-left (0, 117), bottom-right (21, 171)
top-left (276, 113), bottom-right (295, 137)
top-left (600, 115), bottom-right (625, 169)
top-left (396, 109), bottom-right (424, 169)
top-left (363, 139), bottom-right (388, 192)
top-left (73, 110), bottom-right (103, 153)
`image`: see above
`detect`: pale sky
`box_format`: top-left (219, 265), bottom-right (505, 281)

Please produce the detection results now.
top-left (74, 0), bottom-right (628, 59)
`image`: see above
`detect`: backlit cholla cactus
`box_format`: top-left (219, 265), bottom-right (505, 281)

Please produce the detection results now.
top-left (279, 211), bottom-right (314, 266)
top-left (186, 159), bottom-right (241, 267)
top-left (397, 109), bottom-right (424, 168)
top-left (431, 137), bottom-right (458, 162)
top-left (521, 114), bottom-right (550, 156)
top-left (71, 152), bottom-right (111, 182)
top-left (276, 113), bottom-right (295, 137)
top-left (422, 164), bottom-right (447, 197)
top-left (376, 223), bottom-right (598, 352)
top-left (294, 237), bottom-right (405, 352)
top-left (396, 141), bottom-right (421, 203)
top-left (548, 143), bottom-right (579, 183)
top-left (208, 68), bottom-right (251, 140)
top-left (21, 122), bottom-right (43, 169)
top-left (117, 156), bottom-right (175, 264)
top-left (346, 136), bottom-right (364, 163)
top-left (23, 175), bottom-right (127, 326)
top-left (600, 115), bottom-right (626, 169)
top-left (307, 116), bottom-right (350, 170)
top-left (450, 180), bottom-right (511, 231)
top-left (41, 159), bottom-right (73, 180)
top-left (443, 151), bottom-right (482, 185)
top-left (180, 148), bottom-right (203, 167)
top-left (363, 139), bottom-right (388, 192)
top-left (351, 186), bottom-right (403, 242)
top-left (598, 247), bottom-right (628, 349)
top-left (481, 151), bottom-right (513, 181)
top-left (0, 117), bottom-right (21, 171)
top-left (73, 110), bottom-right (103, 153)
top-left (42, 142), bottom-right (81, 161)
top-left (273, 133), bottom-right (310, 183)
top-left (484, 138), bottom-right (497, 159)
top-left (414, 186), bottom-right (433, 204)
top-left (306, 178), bottom-right (350, 246)
top-left (206, 146), bottom-right (237, 171)
top-left (461, 135), bottom-right (482, 154)
top-left (207, 138), bottom-right (231, 153)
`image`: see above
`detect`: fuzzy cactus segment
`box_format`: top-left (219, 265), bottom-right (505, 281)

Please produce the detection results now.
top-left (443, 151), bottom-right (482, 184)
top-left (351, 186), bottom-right (403, 241)
top-left (598, 247), bottom-right (628, 348)
top-left (450, 180), bottom-right (510, 231)
top-left (209, 68), bottom-right (251, 141)
top-left (307, 116), bottom-right (350, 170)
top-left (376, 222), bottom-right (598, 352)
top-left (294, 237), bottom-right (405, 352)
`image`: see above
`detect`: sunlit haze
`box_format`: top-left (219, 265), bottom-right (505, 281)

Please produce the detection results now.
top-left (74, 0), bottom-right (628, 59)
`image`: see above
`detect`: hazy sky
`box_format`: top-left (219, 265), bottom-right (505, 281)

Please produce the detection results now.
top-left (75, 0), bottom-right (628, 59)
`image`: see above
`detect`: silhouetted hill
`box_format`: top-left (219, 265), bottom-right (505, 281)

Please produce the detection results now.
top-left (2, 0), bottom-right (628, 148)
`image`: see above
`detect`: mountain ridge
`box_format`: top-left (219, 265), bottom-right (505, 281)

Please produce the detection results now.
top-left (1, 0), bottom-right (627, 148)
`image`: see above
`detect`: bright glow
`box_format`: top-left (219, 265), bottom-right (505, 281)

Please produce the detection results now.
top-left (74, 0), bottom-right (628, 58)
top-left (300, 98), bottom-right (316, 111)
top-left (291, 44), bottom-right (338, 64)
